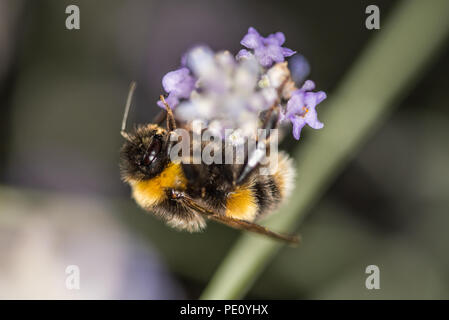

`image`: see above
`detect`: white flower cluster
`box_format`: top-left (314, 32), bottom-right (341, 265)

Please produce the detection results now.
top-left (174, 46), bottom-right (296, 142)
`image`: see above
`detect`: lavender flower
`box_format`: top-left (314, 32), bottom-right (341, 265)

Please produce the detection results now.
top-left (155, 28), bottom-right (326, 141)
top-left (157, 67), bottom-right (195, 109)
top-left (239, 27), bottom-right (296, 68)
top-left (281, 80), bottom-right (327, 140)
top-left (175, 46), bottom-right (277, 139)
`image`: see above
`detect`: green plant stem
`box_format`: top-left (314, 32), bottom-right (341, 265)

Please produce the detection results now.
top-left (200, 0), bottom-right (449, 300)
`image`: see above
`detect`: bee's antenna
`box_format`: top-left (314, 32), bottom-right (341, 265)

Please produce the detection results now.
top-left (159, 95), bottom-right (177, 131)
top-left (121, 81), bottom-right (137, 141)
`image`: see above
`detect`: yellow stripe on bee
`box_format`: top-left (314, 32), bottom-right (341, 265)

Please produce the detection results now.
top-left (131, 162), bottom-right (187, 208)
top-left (225, 185), bottom-right (258, 221)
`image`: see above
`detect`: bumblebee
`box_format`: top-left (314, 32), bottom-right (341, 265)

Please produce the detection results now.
top-left (120, 83), bottom-right (298, 244)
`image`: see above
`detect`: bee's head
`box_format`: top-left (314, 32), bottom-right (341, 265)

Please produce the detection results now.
top-left (120, 124), bottom-right (171, 182)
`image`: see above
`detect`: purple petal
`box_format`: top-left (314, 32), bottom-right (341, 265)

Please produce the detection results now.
top-left (285, 91), bottom-right (305, 117)
top-left (161, 68), bottom-right (195, 98)
top-left (304, 91), bottom-right (326, 111)
top-left (291, 116), bottom-right (306, 140)
top-left (157, 92), bottom-right (179, 109)
top-left (316, 91), bottom-right (327, 104)
top-left (176, 79), bottom-right (195, 98)
top-left (254, 49), bottom-right (272, 68)
top-left (254, 45), bottom-right (284, 67)
top-left (236, 49), bottom-right (252, 60)
top-left (281, 47), bottom-right (296, 57)
top-left (301, 80), bottom-right (316, 91)
top-left (304, 93), bottom-right (318, 110)
top-left (274, 32), bottom-right (285, 45)
top-left (267, 45), bottom-right (285, 63)
top-left (285, 83), bottom-right (326, 139)
top-left (264, 32), bottom-right (285, 46)
top-left (162, 68), bottom-right (188, 92)
top-left (240, 28), bottom-right (297, 68)
top-left (247, 27), bottom-right (259, 35)
top-left (304, 110), bottom-right (324, 129)
top-left (241, 27), bottom-right (262, 49)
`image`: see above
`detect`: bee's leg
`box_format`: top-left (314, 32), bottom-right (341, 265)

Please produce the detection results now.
top-left (260, 104), bottom-right (280, 132)
top-left (159, 95), bottom-right (177, 131)
top-left (168, 189), bottom-right (299, 245)
top-left (236, 108), bottom-right (279, 185)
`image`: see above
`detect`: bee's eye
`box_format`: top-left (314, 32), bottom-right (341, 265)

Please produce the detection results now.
top-left (142, 138), bottom-right (161, 166)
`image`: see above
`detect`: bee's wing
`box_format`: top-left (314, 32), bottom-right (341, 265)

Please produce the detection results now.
top-left (180, 195), bottom-right (299, 245)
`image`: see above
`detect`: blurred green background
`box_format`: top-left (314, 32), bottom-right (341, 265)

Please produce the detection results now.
top-left (1, 0), bottom-right (448, 299)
